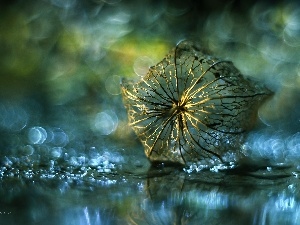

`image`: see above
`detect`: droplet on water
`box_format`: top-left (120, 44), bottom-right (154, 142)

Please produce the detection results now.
top-left (121, 40), bottom-right (272, 166)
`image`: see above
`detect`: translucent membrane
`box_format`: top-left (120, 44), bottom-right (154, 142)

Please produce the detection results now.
top-left (122, 40), bottom-right (272, 166)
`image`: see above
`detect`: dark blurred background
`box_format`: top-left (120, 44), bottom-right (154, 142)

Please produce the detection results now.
top-left (0, 1), bottom-right (300, 225)
top-left (0, 0), bottom-right (299, 166)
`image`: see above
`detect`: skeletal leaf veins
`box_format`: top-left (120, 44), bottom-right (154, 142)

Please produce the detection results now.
top-left (121, 40), bottom-right (272, 166)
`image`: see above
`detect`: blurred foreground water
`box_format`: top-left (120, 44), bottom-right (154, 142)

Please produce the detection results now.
top-left (0, 0), bottom-right (300, 224)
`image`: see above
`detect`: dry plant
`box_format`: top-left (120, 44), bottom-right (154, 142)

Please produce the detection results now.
top-left (121, 41), bottom-right (272, 166)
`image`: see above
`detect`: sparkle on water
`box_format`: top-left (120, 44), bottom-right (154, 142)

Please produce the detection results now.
top-left (121, 40), bottom-right (272, 166)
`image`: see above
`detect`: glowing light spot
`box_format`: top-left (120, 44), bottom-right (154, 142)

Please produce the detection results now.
top-left (28, 126), bottom-right (47, 144)
top-left (93, 111), bottom-right (118, 135)
top-left (275, 196), bottom-right (296, 211)
top-left (133, 56), bottom-right (154, 77)
top-left (51, 147), bottom-right (63, 159)
top-left (0, 103), bottom-right (28, 132)
top-left (105, 75), bottom-right (121, 95)
top-left (47, 128), bottom-right (69, 147)
top-left (283, 9), bottom-right (300, 47)
top-left (106, 11), bottom-right (131, 25)
top-left (51, 0), bottom-right (76, 9)
top-left (21, 145), bottom-right (35, 156)
top-left (286, 132), bottom-right (300, 160)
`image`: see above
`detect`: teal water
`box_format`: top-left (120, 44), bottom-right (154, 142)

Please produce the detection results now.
top-left (1, 164), bottom-right (299, 224)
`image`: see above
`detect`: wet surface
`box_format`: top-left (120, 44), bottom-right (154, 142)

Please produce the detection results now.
top-left (1, 164), bottom-right (300, 225)
top-left (0, 0), bottom-right (300, 224)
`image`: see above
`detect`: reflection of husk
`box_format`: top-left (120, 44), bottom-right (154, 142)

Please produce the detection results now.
top-left (128, 166), bottom-right (292, 225)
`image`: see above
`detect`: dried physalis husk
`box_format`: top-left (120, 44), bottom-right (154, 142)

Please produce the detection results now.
top-left (121, 40), bottom-right (272, 166)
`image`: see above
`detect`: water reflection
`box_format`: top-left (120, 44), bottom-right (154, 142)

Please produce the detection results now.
top-left (0, 166), bottom-right (299, 225)
top-left (129, 167), bottom-right (299, 225)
